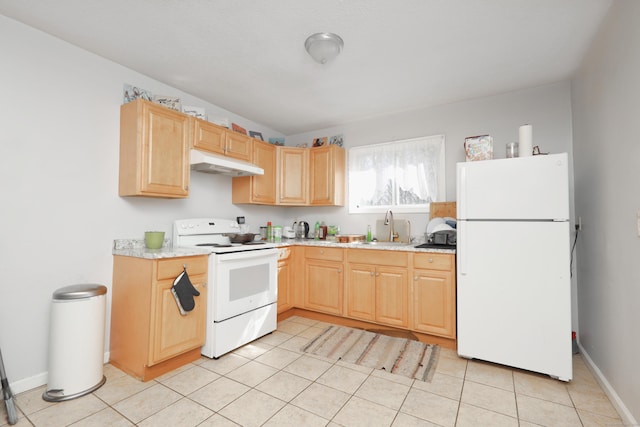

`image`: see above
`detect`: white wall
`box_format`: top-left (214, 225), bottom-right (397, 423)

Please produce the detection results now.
top-left (571, 0), bottom-right (640, 423)
top-left (0, 16), bottom-right (289, 392)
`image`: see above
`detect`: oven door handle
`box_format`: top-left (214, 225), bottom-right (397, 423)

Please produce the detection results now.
top-left (215, 248), bottom-right (279, 262)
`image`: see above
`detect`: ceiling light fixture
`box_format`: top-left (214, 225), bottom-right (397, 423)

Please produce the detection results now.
top-left (304, 32), bottom-right (344, 64)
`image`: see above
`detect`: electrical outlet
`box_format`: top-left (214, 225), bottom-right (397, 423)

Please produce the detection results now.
top-left (577, 216), bottom-right (582, 231)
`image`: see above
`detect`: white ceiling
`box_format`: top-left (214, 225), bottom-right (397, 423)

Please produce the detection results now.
top-left (0, 0), bottom-right (611, 135)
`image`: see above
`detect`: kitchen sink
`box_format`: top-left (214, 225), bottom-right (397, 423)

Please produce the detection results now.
top-left (356, 241), bottom-right (412, 247)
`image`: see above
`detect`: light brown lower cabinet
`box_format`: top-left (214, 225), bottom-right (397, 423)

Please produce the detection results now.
top-left (303, 247), bottom-right (344, 315)
top-left (411, 253), bottom-right (457, 338)
top-left (277, 247), bottom-right (293, 313)
top-left (346, 249), bottom-right (409, 328)
top-left (279, 246), bottom-right (456, 341)
top-left (110, 255), bottom-right (208, 381)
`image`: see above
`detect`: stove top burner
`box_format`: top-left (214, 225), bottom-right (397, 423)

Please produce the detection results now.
top-left (242, 241), bottom-right (265, 246)
top-left (196, 243), bottom-right (233, 248)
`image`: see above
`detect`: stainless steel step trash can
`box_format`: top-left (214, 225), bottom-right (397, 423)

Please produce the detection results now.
top-left (43, 284), bottom-right (107, 402)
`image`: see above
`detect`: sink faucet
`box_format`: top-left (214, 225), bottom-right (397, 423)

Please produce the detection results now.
top-left (384, 209), bottom-right (396, 242)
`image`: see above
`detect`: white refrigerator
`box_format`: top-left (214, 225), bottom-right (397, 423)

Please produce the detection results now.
top-left (456, 153), bottom-right (572, 381)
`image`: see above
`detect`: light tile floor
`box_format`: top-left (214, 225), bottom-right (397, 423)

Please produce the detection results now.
top-left (2, 316), bottom-right (624, 427)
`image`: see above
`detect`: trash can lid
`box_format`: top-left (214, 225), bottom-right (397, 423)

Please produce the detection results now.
top-left (53, 284), bottom-right (107, 300)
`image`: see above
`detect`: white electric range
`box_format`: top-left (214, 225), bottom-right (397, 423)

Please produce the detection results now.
top-left (173, 218), bottom-right (278, 358)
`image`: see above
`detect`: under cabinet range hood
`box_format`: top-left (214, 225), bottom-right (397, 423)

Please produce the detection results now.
top-left (190, 149), bottom-right (264, 177)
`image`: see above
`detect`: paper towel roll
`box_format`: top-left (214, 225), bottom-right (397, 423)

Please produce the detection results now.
top-left (519, 125), bottom-right (533, 157)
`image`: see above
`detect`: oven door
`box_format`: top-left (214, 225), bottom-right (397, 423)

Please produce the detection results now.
top-left (212, 248), bottom-right (278, 321)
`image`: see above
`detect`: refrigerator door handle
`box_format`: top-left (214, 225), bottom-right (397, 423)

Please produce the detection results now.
top-left (458, 165), bottom-right (466, 219)
top-left (458, 221), bottom-right (467, 275)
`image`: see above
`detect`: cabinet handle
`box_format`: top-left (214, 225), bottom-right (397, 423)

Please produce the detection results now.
top-left (375, 272), bottom-right (380, 276)
top-left (370, 271), bottom-right (375, 276)
top-left (414, 276), bottom-right (418, 281)
top-left (337, 269), bottom-right (342, 273)
top-left (183, 263), bottom-right (188, 269)
top-left (320, 250), bottom-right (324, 254)
top-left (428, 258), bottom-right (434, 263)
top-left (203, 282), bottom-right (207, 287)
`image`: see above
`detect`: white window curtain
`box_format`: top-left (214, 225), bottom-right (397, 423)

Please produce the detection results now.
top-left (349, 135), bottom-right (445, 213)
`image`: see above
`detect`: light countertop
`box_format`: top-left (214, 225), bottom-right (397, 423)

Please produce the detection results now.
top-left (112, 239), bottom-right (211, 260)
top-left (274, 239), bottom-right (456, 254)
top-left (113, 238), bottom-right (455, 260)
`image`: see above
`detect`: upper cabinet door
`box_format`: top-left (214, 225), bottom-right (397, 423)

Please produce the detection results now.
top-left (309, 145), bottom-right (345, 206)
top-left (119, 100), bottom-right (190, 198)
top-left (192, 118), bottom-right (251, 162)
top-left (251, 139), bottom-right (277, 204)
top-left (192, 119), bottom-right (226, 155)
top-left (278, 147), bottom-right (308, 205)
top-left (225, 132), bottom-right (252, 162)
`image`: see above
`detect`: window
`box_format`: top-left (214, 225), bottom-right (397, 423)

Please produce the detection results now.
top-left (348, 135), bottom-right (445, 213)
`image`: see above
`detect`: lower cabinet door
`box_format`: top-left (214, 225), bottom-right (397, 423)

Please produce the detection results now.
top-left (149, 279), bottom-right (206, 365)
top-left (277, 259), bottom-right (292, 313)
top-left (412, 269), bottom-right (455, 338)
top-left (304, 260), bottom-right (343, 315)
top-left (375, 267), bottom-right (408, 328)
top-left (347, 264), bottom-right (375, 321)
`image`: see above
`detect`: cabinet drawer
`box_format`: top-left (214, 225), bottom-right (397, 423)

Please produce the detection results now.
top-left (278, 247), bottom-right (292, 261)
top-left (157, 256), bottom-right (208, 280)
top-left (413, 253), bottom-right (453, 271)
top-left (305, 246), bottom-right (344, 262)
top-left (348, 249), bottom-right (408, 267)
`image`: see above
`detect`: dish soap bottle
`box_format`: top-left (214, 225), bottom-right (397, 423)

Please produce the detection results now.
top-left (320, 221), bottom-right (328, 240)
top-left (314, 221), bottom-right (320, 240)
top-left (366, 225), bottom-right (372, 242)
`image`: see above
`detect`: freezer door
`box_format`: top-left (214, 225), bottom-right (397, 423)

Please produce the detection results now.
top-left (457, 220), bottom-right (572, 381)
top-left (457, 153), bottom-right (569, 220)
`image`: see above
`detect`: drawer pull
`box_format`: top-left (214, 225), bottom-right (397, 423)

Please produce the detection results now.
top-left (428, 258), bottom-right (433, 263)
top-left (375, 272), bottom-right (380, 276)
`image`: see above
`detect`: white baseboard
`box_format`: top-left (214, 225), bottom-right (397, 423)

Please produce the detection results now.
top-left (11, 372), bottom-right (48, 395)
top-left (578, 343), bottom-right (638, 426)
top-left (10, 351), bottom-right (111, 395)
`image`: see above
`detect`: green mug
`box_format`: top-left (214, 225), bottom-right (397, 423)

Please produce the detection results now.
top-left (144, 231), bottom-right (165, 249)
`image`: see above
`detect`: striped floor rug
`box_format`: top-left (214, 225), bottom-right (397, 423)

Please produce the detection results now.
top-left (301, 325), bottom-right (440, 382)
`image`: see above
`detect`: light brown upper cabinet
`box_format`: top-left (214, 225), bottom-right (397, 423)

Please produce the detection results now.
top-left (119, 99), bottom-right (190, 198)
top-left (278, 146), bottom-right (308, 205)
top-left (192, 119), bottom-right (251, 162)
top-left (232, 144), bottom-right (345, 206)
top-left (309, 144), bottom-right (345, 206)
top-left (231, 139), bottom-right (277, 204)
